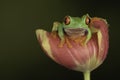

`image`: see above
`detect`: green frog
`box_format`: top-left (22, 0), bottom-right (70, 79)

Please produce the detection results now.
top-left (51, 14), bottom-right (92, 47)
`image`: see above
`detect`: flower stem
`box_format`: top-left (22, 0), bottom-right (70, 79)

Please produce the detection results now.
top-left (83, 71), bottom-right (90, 80)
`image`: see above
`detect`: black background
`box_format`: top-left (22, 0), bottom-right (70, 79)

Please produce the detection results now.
top-left (0, 0), bottom-right (120, 80)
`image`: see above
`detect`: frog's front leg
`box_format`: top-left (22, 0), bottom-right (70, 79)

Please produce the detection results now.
top-left (57, 26), bottom-right (65, 47)
top-left (51, 22), bottom-right (60, 38)
top-left (81, 29), bottom-right (92, 46)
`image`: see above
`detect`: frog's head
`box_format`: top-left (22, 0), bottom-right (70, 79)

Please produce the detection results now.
top-left (63, 14), bottom-right (91, 37)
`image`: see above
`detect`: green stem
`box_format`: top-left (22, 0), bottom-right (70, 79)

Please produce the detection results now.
top-left (83, 71), bottom-right (91, 80)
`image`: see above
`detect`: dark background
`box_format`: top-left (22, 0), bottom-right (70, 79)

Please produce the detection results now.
top-left (0, 0), bottom-right (119, 80)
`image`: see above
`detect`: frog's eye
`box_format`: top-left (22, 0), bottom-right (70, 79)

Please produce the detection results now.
top-left (64, 16), bottom-right (70, 25)
top-left (85, 16), bottom-right (91, 25)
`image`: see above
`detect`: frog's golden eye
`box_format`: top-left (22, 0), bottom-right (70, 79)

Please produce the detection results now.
top-left (85, 16), bottom-right (91, 25)
top-left (64, 16), bottom-right (70, 25)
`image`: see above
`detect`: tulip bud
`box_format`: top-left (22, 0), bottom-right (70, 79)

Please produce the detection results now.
top-left (36, 17), bottom-right (109, 80)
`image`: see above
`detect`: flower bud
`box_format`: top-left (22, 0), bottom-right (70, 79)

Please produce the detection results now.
top-left (36, 17), bottom-right (109, 80)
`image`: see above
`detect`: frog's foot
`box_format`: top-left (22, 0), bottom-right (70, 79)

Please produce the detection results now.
top-left (58, 37), bottom-right (72, 48)
top-left (74, 36), bottom-right (87, 46)
top-left (65, 37), bottom-right (72, 48)
top-left (51, 31), bottom-right (57, 38)
top-left (58, 39), bottom-right (65, 47)
top-left (80, 36), bottom-right (87, 46)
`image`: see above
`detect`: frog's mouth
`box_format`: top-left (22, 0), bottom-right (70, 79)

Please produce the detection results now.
top-left (64, 28), bottom-right (88, 37)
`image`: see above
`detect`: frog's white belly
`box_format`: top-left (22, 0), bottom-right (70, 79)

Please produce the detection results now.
top-left (64, 28), bottom-right (88, 38)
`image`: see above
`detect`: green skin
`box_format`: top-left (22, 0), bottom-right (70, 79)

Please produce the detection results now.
top-left (52, 14), bottom-right (92, 45)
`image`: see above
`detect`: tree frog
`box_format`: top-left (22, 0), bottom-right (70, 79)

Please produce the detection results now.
top-left (52, 14), bottom-right (92, 47)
